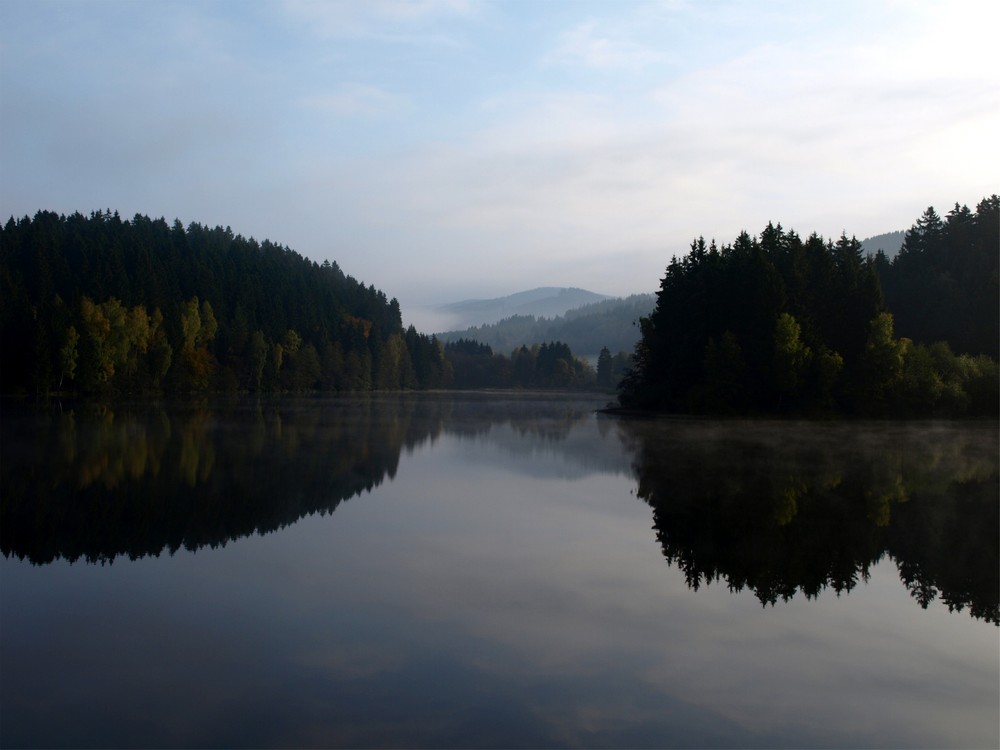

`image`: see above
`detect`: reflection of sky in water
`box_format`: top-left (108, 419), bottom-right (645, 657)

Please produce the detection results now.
top-left (451, 414), bottom-right (635, 481)
top-left (2, 409), bottom-right (997, 749)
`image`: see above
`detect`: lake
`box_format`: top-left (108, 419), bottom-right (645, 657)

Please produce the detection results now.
top-left (1, 394), bottom-right (997, 749)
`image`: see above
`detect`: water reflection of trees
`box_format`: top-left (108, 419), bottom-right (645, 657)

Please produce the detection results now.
top-left (7, 398), bottom-right (994, 624)
top-left (1, 397), bottom-right (444, 564)
top-left (1, 395), bottom-right (602, 565)
top-left (617, 419), bottom-right (999, 624)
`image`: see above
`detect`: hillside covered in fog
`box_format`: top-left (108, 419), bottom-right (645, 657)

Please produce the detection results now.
top-left (437, 293), bottom-right (654, 357)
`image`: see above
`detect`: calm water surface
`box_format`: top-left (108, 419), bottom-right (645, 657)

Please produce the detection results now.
top-left (1, 394), bottom-right (997, 748)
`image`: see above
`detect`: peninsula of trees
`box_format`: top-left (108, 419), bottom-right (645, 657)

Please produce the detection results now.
top-left (619, 196), bottom-right (998, 417)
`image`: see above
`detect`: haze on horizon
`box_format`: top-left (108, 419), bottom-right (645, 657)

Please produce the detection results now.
top-left (2, 0), bottom-right (997, 331)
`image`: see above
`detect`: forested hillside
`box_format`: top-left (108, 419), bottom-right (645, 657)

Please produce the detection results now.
top-left (5, 198), bottom-right (995, 410)
top-left (861, 230), bottom-right (905, 259)
top-left (0, 210), bottom-right (451, 394)
top-left (438, 294), bottom-right (654, 356)
top-left (620, 196), bottom-right (999, 417)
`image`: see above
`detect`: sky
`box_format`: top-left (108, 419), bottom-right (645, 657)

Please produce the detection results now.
top-left (2, 0), bottom-right (998, 330)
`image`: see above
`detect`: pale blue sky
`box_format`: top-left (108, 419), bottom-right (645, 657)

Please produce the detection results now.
top-left (2, 0), bottom-right (997, 329)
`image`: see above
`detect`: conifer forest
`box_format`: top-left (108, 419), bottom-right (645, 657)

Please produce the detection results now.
top-left (2, 196), bottom-right (997, 417)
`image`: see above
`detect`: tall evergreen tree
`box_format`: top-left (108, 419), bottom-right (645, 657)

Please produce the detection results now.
top-left (620, 201), bottom-right (998, 417)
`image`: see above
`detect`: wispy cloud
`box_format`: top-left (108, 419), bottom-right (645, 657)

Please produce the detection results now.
top-left (544, 20), bottom-right (664, 70)
top-left (2, 0), bottom-right (997, 311)
top-left (279, 0), bottom-right (477, 45)
top-left (301, 84), bottom-right (409, 118)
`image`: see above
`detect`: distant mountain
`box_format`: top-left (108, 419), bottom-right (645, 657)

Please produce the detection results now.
top-left (437, 287), bottom-right (610, 330)
top-left (861, 230), bottom-right (905, 258)
top-left (437, 293), bottom-right (656, 357)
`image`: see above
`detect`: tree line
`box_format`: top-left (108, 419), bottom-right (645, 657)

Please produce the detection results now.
top-left (0, 210), bottom-right (455, 394)
top-left (4, 199), bottom-right (995, 409)
top-left (0, 210), bottom-right (610, 395)
top-left (443, 339), bottom-right (622, 390)
top-left (619, 196), bottom-right (999, 417)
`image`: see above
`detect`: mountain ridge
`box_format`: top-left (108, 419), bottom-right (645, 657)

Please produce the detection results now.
top-left (435, 286), bottom-right (611, 330)
top-left (436, 293), bottom-right (656, 356)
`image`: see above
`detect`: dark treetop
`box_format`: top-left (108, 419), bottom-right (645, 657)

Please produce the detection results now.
top-left (619, 196), bottom-right (999, 417)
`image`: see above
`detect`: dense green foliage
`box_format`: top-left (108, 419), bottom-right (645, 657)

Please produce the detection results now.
top-left (5, 199), bottom-right (995, 408)
top-left (620, 197), bottom-right (999, 416)
top-left (438, 293), bottom-right (654, 356)
top-left (0, 210), bottom-right (452, 394)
